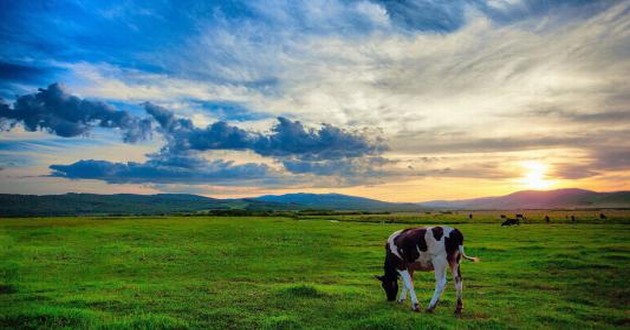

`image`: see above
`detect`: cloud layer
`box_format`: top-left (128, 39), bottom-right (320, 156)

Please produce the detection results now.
top-left (0, 84), bottom-right (388, 184)
top-left (0, 83), bottom-right (152, 142)
top-left (0, 0), bottom-right (628, 198)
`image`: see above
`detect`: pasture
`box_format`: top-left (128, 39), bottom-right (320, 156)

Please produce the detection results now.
top-left (1, 214), bottom-right (628, 329)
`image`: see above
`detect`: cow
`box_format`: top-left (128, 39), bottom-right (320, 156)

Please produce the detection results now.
top-left (375, 226), bottom-right (478, 315)
top-left (544, 215), bottom-right (550, 223)
top-left (599, 213), bottom-right (607, 220)
top-left (501, 218), bottom-right (519, 226)
top-left (500, 214), bottom-right (507, 219)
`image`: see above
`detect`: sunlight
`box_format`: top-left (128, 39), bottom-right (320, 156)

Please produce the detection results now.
top-left (520, 161), bottom-right (555, 190)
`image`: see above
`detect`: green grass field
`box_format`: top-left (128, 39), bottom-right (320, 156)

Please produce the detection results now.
top-left (1, 215), bottom-right (628, 329)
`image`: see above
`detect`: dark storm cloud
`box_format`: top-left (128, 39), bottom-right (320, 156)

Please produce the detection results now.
top-left (144, 102), bottom-right (386, 161)
top-left (1, 85), bottom-right (388, 183)
top-left (0, 83), bottom-right (152, 142)
top-left (49, 155), bottom-right (271, 184)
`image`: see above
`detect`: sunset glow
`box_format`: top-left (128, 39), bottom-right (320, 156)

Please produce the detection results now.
top-left (520, 161), bottom-right (555, 190)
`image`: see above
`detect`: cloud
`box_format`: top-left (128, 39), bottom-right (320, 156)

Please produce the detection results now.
top-left (144, 102), bottom-right (386, 161)
top-left (281, 156), bottom-right (391, 177)
top-left (0, 83), bottom-right (152, 142)
top-left (2, 1), bottom-right (628, 194)
top-left (49, 155), bottom-right (272, 184)
top-left (1, 85), bottom-right (389, 183)
top-left (371, 0), bottom-right (471, 32)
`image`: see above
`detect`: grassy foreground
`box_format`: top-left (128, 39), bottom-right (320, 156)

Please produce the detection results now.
top-left (1, 216), bottom-right (628, 329)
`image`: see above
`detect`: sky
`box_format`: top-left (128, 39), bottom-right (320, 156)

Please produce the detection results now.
top-left (0, 0), bottom-right (628, 202)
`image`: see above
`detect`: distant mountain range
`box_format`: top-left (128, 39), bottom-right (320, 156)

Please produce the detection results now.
top-left (1, 188), bottom-right (628, 217)
top-left (416, 188), bottom-right (630, 210)
top-left (255, 193), bottom-right (420, 211)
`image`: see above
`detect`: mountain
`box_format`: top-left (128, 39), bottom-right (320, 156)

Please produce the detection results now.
top-left (253, 193), bottom-right (421, 211)
top-left (0, 193), bottom-right (240, 217)
top-left (417, 188), bottom-right (630, 210)
top-left (1, 188), bottom-right (628, 217)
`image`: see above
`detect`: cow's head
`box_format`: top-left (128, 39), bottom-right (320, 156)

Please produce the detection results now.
top-left (375, 275), bottom-right (398, 301)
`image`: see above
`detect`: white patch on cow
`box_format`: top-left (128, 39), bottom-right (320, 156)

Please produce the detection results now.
top-left (427, 257), bottom-right (448, 310)
top-left (387, 229), bottom-right (403, 259)
top-left (398, 283), bottom-right (408, 304)
top-left (397, 269), bottom-right (419, 310)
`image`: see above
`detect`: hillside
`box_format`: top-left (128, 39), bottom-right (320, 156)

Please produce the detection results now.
top-left (1, 188), bottom-right (628, 217)
top-left (417, 188), bottom-right (630, 210)
top-left (0, 193), bottom-right (238, 217)
top-left (253, 193), bottom-right (420, 211)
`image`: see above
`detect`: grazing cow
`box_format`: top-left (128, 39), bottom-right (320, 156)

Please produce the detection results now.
top-left (501, 218), bottom-right (519, 226)
top-left (599, 213), bottom-right (607, 220)
top-left (468, 213), bottom-right (473, 219)
top-left (500, 214), bottom-right (507, 219)
top-left (571, 215), bottom-right (576, 222)
top-left (375, 226), bottom-right (478, 315)
top-left (544, 215), bottom-right (550, 223)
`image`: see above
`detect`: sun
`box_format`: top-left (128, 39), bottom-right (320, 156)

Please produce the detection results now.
top-left (520, 161), bottom-right (554, 190)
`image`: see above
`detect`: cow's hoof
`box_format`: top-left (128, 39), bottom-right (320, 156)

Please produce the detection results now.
top-left (412, 304), bottom-right (421, 312)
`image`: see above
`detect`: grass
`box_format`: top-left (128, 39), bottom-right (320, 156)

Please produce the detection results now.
top-left (1, 215), bottom-right (629, 329)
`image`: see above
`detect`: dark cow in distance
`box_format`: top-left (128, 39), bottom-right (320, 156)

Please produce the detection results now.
top-left (501, 218), bottom-right (520, 226)
top-left (375, 226), bottom-right (478, 315)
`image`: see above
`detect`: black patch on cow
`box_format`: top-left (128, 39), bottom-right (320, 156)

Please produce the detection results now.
top-left (431, 226), bottom-right (444, 241)
top-left (394, 228), bottom-right (427, 265)
top-left (380, 243), bottom-right (400, 301)
top-left (445, 229), bottom-right (464, 264)
top-left (383, 243), bottom-right (400, 280)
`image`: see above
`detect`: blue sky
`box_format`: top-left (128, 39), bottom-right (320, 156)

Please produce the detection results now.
top-left (0, 0), bottom-right (628, 201)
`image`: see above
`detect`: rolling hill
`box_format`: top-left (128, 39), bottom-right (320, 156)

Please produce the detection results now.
top-left (253, 193), bottom-right (420, 211)
top-left (1, 188), bottom-right (628, 216)
top-left (417, 188), bottom-right (630, 210)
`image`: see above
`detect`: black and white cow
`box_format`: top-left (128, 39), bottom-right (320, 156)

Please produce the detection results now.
top-left (375, 226), bottom-right (478, 314)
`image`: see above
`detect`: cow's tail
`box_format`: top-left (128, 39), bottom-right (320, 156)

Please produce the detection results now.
top-left (459, 245), bottom-right (479, 262)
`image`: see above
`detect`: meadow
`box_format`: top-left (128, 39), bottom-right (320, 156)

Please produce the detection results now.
top-left (1, 213), bottom-right (628, 329)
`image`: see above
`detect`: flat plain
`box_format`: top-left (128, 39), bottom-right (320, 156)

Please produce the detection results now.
top-left (1, 212), bottom-right (628, 329)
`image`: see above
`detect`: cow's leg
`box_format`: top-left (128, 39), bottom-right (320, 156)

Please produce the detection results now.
top-left (398, 282), bottom-right (408, 304)
top-left (450, 261), bottom-right (463, 315)
top-left (426, 258), bottom-right (447, 312)
top-left (398, 269), bottom-right (420, 312)
top-left (397, 269), bottom-right (414, 304)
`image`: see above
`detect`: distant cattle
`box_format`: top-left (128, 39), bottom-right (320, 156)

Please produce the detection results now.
top-left (544, 215), bottom-right (550, 223)
top-left (501, 218), bottom-right (520, 226)
top-left (500, 214), bottom-right (507, 219)
top-left (376, 226), bottom-right (479, 315)
top-left (468, 213), bottom-right (473, 219)
top-left (599, 213), bottom-right (607, 220)
top-left (571, 215), bottom-right (576, 222)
